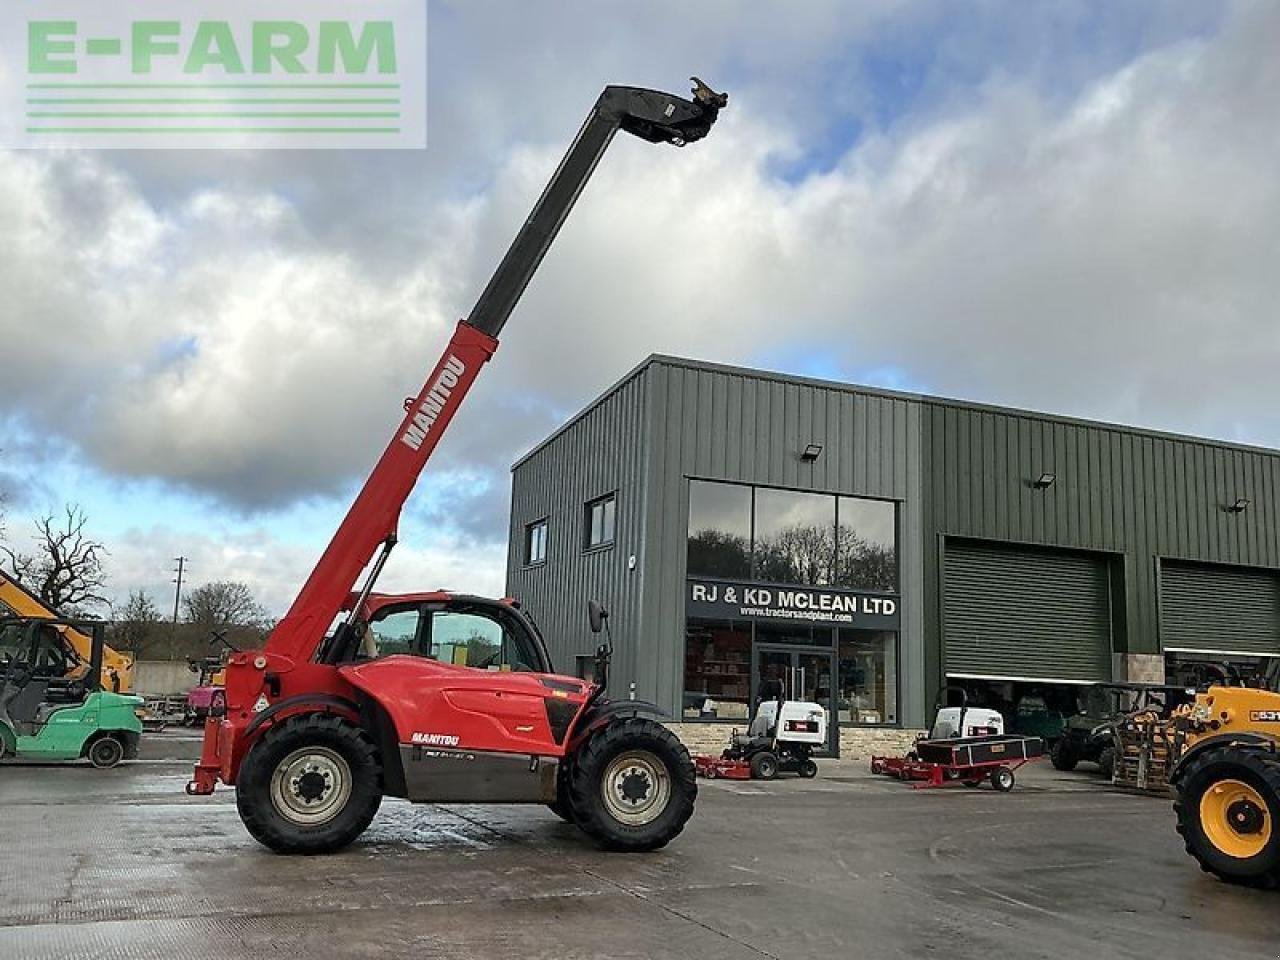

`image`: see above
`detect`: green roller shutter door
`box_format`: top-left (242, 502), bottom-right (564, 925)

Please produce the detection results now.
top-left (1160, 561), bottom-right (1280, 656)
top-left (944, 541), bottom-right (1113, 682)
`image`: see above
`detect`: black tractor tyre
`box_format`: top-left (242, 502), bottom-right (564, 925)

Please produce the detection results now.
top-left (750, 752), bottom-right (780, 781)
top-left (236, 713), bottom-right (383, 855)
top-left (798, 758), bottom-right (818, 779)
top-left (1173, 746), bottom-right (1280, 889)
top-left (1050, 739), bottom-right (1079, 772)
top-left (87, 735), bottom-right (125, 769)
top-left (548, 758), bottom-right (576, 823)
top-left (567, 717), bottom-right (696, 852)
top-left (1097, 744), bottom-right (1117, 781)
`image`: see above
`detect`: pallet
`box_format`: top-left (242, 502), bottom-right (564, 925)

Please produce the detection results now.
top-left (1112, 711), bottom-right (1178, 796)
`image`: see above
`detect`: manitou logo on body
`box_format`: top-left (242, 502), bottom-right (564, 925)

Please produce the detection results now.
top-left (401, 356), bottom-right (465, 451)
top-left (2, 0), bottom-right (427, 149)
top-left (410, 732), bottom-right (460, 747)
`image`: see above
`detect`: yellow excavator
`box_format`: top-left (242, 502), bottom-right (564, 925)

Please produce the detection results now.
top-left (1171, 660), bottom-right (1280, 888)
top-left (0, 570), bottom-right (134, 693)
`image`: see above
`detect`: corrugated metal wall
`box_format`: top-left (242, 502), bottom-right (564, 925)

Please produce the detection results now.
top-left (639, 359), bottom-right (926, 726)
top-left (506, 369), bottom-right (650, 693)
top-left (920, 405), bottom-right (1280, 688)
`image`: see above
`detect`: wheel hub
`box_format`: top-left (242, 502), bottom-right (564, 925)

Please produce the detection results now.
top-left (1200, 778), bottom-right (1273, 860)
top-left (296, 769), bottom-right (330, 804)
top-left (620, 770), bottom-right (652, 803)
top-left (270, 746), bottom-right (353, 826)
top-left (600, 750), bottom-right (672, 827)
top-left (1228, 799), bottom-right (1266, 835)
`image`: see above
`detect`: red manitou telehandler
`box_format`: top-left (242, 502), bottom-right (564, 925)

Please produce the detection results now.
top-left (187, 78), bottom-right (728, 854)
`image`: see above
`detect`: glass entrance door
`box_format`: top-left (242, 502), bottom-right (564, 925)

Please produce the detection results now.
top-left (753, 644), bottom-right (838, 756)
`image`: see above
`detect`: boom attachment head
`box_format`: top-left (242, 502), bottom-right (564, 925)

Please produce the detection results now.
top-left (608, 78), bottom-right (729, 146)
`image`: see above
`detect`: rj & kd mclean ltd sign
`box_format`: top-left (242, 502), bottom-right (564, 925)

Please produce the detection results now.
top-left (687, 579), bottom-right (900, 630)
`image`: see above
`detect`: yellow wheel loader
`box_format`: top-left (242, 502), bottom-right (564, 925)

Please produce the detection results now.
top-left (0, 571), bottom-right (134, 693)
top-left (1171, 661), bottom-right (1280, 888)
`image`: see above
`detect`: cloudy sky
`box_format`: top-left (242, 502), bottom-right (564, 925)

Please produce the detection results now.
top-left (1, 0), bottom-right (1277, 616)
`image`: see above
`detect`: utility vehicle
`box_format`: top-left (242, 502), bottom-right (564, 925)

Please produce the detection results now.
top-left (1051, 682), bottom-right (1194, 780)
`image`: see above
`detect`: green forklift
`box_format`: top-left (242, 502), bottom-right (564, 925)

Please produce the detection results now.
top-left (0, 617), bottom-right (144, 767)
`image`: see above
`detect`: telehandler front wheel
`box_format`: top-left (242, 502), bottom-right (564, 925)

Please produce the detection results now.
top-left (548, 757), bottom-right (577, 823)
top-left (1174, 746), bottom-right (1280, 888)
top-left (236, 714), bottom-right (383, 855)
top-left (569, 717), bottom-right (696, 852)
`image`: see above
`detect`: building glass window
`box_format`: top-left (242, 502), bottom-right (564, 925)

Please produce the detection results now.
top-left (524, 518), bottom-right (548, 566)
top-left (584, 494), bottom-right (616, 550)
top-left (687, 480), bottom-right (752, 578)
top-left (753, 488), bottom-right (836, 585)
top-left (837, 629), bottom-right (897, 725)
top-left (683, 618), bottom-right (751, 720)
top-left (835, 496), bottom-right (897, 591)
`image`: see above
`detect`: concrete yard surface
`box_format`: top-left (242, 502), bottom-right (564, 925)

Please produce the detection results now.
top-left (2, 740), bottom-right (1278, 959)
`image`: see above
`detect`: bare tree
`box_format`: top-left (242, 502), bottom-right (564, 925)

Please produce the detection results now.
top-left (2, 504), bottom-right (108, 613)
top-left (183, 580), bottom-right (269, 631)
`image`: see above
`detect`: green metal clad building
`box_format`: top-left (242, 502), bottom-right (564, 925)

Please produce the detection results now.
top-left (507, 356), bottom-right (1280, 751)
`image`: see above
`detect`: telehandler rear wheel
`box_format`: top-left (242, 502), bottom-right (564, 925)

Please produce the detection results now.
top-left (569, 717), bottom-right (696, 852)
top-left (1174, 746), bottom-right (1280, 888)
top-left (237, 714), bottom-right (383, 855)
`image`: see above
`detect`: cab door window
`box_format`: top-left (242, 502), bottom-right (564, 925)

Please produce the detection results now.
top-left (365, 608), bottom-right (423, 657)
top-left (427, 610), bottom-right (539, 672)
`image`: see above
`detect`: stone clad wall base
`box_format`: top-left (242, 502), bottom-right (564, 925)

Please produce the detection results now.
top-left (1114, 653), bottom-right (1166, 684)
top-left (838, 727), bottom-right (925, 759)
top-left (664, 723), bottom-right (925, 760)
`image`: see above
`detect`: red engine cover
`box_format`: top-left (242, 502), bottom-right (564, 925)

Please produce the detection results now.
top-left (339, 657), bottom-right (589, 757)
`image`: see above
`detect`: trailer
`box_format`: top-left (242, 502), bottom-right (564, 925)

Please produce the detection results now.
top-left (871, 734), bottom-right (1045, 791)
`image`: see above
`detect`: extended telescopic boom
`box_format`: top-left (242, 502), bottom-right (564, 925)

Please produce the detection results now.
top-left (266, 79), bottom-right (727, 663)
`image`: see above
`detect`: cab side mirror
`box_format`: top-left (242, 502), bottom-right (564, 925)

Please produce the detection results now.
top-left (588, 600), bottom-right (609, 634)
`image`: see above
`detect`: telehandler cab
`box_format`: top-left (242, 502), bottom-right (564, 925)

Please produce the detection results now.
top-left (187, 78), bottom-right (728, 854)
top-left (1172, 657), bottom-right (1280, 887)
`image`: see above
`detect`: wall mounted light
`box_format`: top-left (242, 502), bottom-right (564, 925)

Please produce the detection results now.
top-left (1032, 473), bottom-right (1056, 489)
top-left (1226, 498), bottom-right (1251, 514)
top-left (800, 443), bottom-right (824, 463)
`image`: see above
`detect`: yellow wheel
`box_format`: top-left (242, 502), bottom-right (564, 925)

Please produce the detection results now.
top-left (1199, 779), bottom-right (1272, 860)
top-left (1173, 746), bottom-right (1280, 888)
